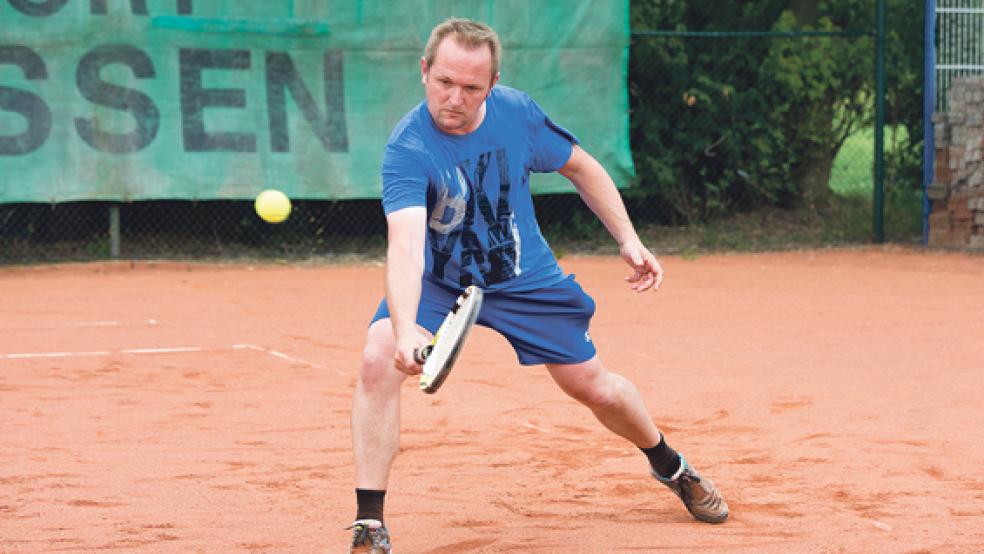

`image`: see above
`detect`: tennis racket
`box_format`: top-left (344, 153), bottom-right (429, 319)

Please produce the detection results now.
top-left (414, 285), bottom-right (483, 394)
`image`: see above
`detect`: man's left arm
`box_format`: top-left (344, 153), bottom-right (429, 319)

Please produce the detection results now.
top-left (558, 145), bottom-right (663, 292)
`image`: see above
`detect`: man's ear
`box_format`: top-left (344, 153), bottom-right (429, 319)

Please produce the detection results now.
top-left (486, 72), bottom-right (500, 98)
top-left (420, 56), bottom-right (428, 85)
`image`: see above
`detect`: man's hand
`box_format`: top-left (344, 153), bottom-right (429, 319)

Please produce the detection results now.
top-left (393, 330), bottom-right (432, 376)
top-left (558, 147), bottom-right (664, 293)
top-left (621, 238), bottom-right (663, 293)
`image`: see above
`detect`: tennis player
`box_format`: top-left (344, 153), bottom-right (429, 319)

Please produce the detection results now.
top-left (348, 17), bottom-right (728, 553)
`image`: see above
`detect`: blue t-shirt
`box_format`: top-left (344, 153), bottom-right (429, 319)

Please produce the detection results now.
top-left (382, 85), bottom-right (578, 292)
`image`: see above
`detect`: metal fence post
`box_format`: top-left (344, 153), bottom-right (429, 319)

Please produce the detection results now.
top-left (109, 203), bottom-right (120, 258)
top-left (923, 0), bottom-right (936, 245)
top-left (874, 0), bottom-right (887, 243)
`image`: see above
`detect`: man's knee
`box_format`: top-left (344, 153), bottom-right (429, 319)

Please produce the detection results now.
top-left (358, 324), bottom-right (404, 393)
top-left (360, 344), bottom-right (396, 389)
top-left (551, 362), bottom-right (620, 409)
top-left (569, 378), bottom-right (619, 409)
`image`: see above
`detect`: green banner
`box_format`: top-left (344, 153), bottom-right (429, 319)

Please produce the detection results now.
top-left (0, 0), bottom-right (632, 202)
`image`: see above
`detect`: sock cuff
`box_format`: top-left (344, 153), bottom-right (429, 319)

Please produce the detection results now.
top-left (667, 455), bottom-right (686, 480)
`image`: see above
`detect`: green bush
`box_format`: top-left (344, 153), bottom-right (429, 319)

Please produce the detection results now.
top-left (628, 0), bottom-right (924, 224)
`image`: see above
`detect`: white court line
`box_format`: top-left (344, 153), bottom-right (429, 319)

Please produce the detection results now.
top-left (1, 343), bottom-right (338, 373)
top-left (2, 350), bottom-right (113, 359)
top-left (121, 346), bottom-right (210, 355)
top-left (233, 344), bottom-right (263, 352)
top-left (0, 319), bottom-right (158, 332)
top-left (234, 343), bottom-right (329, 371)
top-left (1, 346), bottom-right (212, 360)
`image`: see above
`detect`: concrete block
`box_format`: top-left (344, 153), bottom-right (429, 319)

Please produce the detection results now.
top-left (952, 129), bottom-right (968, 147)
top-left (927, 215), bottom-right (950, 247)
top-left (927, 182), bottom-right (949, 201)
top-left (951, 195), bottom-right (973, 221)
top-left (949, 146), bottom-right (964, 169)
top-left (928, 211), bottom-right (972, 247)
top-left (935, 149), bottom-right (953, 183)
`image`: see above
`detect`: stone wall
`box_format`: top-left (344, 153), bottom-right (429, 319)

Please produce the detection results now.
top-left (928, 76), bottom-right (984, 249)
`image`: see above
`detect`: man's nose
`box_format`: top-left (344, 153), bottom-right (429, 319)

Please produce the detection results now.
top-left (448, 87), bottom-right (463, 105)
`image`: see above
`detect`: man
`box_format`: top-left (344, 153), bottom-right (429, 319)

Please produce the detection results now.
top-left (348, 17), bottom-right (727, 553)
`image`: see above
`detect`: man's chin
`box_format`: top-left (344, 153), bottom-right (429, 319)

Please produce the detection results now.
top-left (437, 117), bottom-right (467, 133)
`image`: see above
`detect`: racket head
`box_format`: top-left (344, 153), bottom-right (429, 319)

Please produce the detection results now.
top-left (418, 285), bottom-right (483, 394)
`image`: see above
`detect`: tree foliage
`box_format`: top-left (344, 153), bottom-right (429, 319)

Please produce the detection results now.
top-left (628, 0), bottom-right (923, 223)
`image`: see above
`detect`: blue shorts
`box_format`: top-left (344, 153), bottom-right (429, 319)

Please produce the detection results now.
top-left (370, 275), bottom-right (597, 366)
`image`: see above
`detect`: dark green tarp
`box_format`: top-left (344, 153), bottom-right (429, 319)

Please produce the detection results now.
top-left (0, 0), bottom-right (632, 202)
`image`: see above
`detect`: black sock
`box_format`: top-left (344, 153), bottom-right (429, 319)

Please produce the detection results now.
top-left (355, 488), bottom-right (386, 524)
top-left (640, 435), bottom-right (681, 479)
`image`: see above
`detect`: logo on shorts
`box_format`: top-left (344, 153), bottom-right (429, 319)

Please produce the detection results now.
top-left (584, 331), bottom-right (592, 343)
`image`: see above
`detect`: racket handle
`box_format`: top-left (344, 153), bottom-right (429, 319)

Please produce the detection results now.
top-left (413, 345), bottom-right (433, 364)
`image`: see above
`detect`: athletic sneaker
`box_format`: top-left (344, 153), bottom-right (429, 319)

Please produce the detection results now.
top-left (348, 519), bottom-right (392, 553)
top-left (652, 455), bottom-right (729, 523)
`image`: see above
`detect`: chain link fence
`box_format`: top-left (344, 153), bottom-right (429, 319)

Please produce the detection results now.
top-left (1, 7), bottom-right (924, 265)
top-left (0, 199), bottom-right (388, 262)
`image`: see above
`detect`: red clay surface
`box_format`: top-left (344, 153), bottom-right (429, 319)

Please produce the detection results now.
top-left (2, 248), bottom-right (983, 553)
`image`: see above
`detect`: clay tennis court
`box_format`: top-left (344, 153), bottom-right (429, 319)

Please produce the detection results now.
top-left (2, 247), bottom-right (983, 552)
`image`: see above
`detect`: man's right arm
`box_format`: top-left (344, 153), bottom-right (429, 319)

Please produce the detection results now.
top-left (385, 206), bottom-right (429, 374)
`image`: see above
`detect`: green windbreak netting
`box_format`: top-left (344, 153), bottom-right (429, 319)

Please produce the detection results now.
top-left (0, 0), bottom-right (632, 202)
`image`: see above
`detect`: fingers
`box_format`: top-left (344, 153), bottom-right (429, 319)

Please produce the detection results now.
top-left (393, 332), bottom-right (430, 375)
top-left (627, 268), bottom-right (655, 292)
top-left (394, 349), bottom-right (423, 375)
top-left (640, 254), bottom-right (663, 292)
top-left (623, 247), bottom-right (663, 293)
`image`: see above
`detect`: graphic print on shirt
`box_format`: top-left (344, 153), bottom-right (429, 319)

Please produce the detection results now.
top-left (427, 148), bottom-right (521, 287)
top-left (427, 165), bottom-right (469, 281)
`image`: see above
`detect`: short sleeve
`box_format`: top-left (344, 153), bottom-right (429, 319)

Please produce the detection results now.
top-left (381, 143), bottom-right (427, 215)
top-left (528, 98), bottom-right (579, 173)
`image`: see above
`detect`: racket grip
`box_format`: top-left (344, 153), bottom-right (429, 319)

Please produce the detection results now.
top-left (413, 345), bottom-right (433, 364)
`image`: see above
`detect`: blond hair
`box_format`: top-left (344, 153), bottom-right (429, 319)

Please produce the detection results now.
top-left (424, 17), bottom-right (501, 82)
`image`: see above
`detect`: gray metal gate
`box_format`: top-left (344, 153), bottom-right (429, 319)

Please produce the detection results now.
top-left (936, 1), bottom-right (984, 110)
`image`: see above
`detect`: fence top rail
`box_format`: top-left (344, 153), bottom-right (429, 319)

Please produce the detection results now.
top-left (631, 29), bottom-right (872, 39)
top-left (938, 64), bottom-right (984, 70)
top-left (937, 7), bottom-right (984, 14)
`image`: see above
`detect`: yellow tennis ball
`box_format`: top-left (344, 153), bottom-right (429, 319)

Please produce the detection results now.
top-left (255, 189), bottom-right (291, 223)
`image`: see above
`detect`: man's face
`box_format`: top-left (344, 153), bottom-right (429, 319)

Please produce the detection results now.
top-left (421, 36), bottom-right (499, 135)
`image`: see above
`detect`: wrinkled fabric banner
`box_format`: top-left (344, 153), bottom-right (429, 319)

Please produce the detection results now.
top-left (0, 0), bottom-right (632, 202)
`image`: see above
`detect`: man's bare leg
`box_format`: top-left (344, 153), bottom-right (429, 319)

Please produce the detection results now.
top-left (546, 356), bottom-right (729, 523)
top-left (352, 319), bottom-right (409, 490)
top-left (546, 356), bottom-right (661, 447)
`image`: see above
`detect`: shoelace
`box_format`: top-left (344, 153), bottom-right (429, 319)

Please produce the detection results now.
top-left (349, 524), bottom-right (370, 546)
top-left (675, 469), bottom-right (702, 503)
top-left (683, 470), bottom-right (724, 512)
top-left (680, 469), bottom-right (700, 485)
top-left (349, 523), bottom-right (389, 549)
